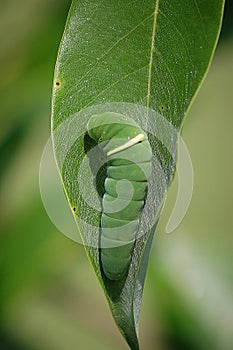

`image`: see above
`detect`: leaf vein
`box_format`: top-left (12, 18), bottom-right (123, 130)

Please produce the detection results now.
top-left (82, 64), bottom-right (149, 110)
top-left (146, 0), bottom-right (160, 116)
top-left (193, 0), bottom-right (208, 43)
top-left (159, 10), bottom-right (194, 67)
top-left (74, 12), bottom-right (154, 89)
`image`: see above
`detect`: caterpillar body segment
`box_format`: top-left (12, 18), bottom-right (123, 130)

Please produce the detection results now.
top-left (87, 112), bottom-right (152, 280)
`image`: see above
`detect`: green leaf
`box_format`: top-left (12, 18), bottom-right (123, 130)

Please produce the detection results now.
top-left (51, 1), bottom-right (224, 349)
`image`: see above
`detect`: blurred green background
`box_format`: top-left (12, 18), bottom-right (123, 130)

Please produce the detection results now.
top-left (0, 1), bottom-right (232, 349)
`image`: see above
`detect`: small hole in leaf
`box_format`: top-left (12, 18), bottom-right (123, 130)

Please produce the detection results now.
top-left (55, 81), bottom-right (61, 87)
top-left (160, 105), bottom-right (164, 111)
top-left (73, 207), bottom-right (76, 212)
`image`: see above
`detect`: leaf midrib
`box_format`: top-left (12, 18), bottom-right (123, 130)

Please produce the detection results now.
top-left (146, 0), bottom-right (160, 112)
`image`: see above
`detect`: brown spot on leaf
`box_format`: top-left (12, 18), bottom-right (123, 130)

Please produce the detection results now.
top-left (160, 105), bottom-right (165, 111)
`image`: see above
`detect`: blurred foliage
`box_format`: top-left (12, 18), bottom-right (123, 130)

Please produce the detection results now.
top-left (0, 1), bottom-right (232, 350)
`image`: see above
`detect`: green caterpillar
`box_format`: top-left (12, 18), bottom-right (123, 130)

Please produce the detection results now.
top-left (87, 112), bottom-right (152, 280)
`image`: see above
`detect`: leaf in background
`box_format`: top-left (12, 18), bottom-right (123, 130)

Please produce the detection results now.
top-left (51, 1), bottom-right (224, 349)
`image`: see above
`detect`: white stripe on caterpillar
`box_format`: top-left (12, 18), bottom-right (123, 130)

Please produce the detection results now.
top-left (107, 133), bottom-right (145, 157)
